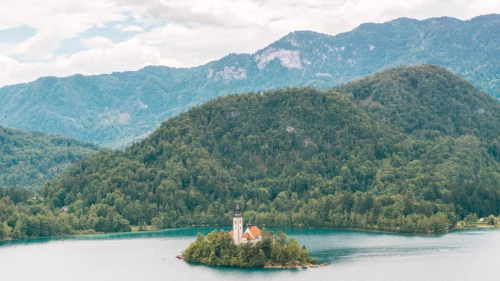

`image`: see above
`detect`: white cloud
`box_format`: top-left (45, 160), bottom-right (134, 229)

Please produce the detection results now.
top-left (81, 36), bottom-right (115, 49)
top-left (113, 24), bottom-right (144, 32)
top-left (134, 23), bottom-right (284, 67)
top-left (0, 0), bottom-right (125, 60)
top-left (0, 39), bottom-right (162, 85)
top-left (0, 0), bottom-right (499, 86)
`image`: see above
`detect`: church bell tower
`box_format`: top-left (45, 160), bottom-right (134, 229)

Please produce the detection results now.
top-left (232, 204), bottom-right (243, 245)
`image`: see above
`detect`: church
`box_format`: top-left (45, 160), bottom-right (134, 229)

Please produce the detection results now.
top-left (228, 204), bottom-right (262, 245)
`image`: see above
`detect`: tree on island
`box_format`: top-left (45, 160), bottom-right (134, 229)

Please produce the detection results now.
top-left (182, 229), bottom-right (317, 268)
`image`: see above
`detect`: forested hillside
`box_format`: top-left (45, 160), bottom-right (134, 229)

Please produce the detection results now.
top-left (0, 126), bottom-right (99, 188)
top-left (1, 65), bottom-right (499, 240)
top-left (0, 15), bottom-right (499, 148)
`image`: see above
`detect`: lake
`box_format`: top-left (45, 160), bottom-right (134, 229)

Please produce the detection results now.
top-left (1, 228), bottom-right (499, 281)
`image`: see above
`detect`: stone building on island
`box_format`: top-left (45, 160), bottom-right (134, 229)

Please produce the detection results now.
top-left (229, 204), bottom-right (262, 245)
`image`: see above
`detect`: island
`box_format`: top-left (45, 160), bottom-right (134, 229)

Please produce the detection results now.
top-left (182, 205), bottom-right (318, 268)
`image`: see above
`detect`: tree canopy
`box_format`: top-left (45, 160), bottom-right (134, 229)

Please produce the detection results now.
top-left (0, 126), bottom-right (99, 188)
top-left (1, 65), bottom-right (500, 240)
top-left (182, 230), bottom-right (314, 267)
top-left (0, 15), bottom-right (499, 149)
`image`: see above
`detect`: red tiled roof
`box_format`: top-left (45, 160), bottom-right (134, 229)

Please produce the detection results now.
top-left (229, 225), bottom-right (262, 241)
top-left (248, 226), bottom-right (262, 236)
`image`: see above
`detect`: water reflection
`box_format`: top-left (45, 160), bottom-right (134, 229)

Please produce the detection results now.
top-left (0, 228), bottom-right (499, 281)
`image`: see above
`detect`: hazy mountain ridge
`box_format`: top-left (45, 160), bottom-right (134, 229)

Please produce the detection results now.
top-left (0, 14), bottom-right (499, 148)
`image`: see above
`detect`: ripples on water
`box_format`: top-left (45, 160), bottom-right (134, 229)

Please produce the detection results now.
top-left (1, 228), bottom-right (499, 281)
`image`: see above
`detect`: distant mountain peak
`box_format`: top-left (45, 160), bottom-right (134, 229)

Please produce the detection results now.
top-left (470, 13), bottom-right (500, 22)
top-left (271, 30), bottom-right (329, 48)
top-left (1, 14), bottom-right (499, 148)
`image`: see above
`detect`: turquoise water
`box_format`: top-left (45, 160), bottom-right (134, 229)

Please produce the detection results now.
top-left (1, 228), bottom-right (499, 281)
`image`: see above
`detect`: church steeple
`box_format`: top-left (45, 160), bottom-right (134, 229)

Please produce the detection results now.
top-left (234, 203), bottom-right (241, 217)
top-left (229, 203), bottom-right (262, 245)
top-left (232, 203), bottom-right (243, 245)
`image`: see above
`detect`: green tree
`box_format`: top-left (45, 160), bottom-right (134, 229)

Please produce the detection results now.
top-left (487, 215), bottom-right (496, 225)
top-left (464, 213), bottom-right (479, 226)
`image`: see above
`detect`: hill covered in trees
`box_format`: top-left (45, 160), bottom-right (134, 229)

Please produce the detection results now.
top-left (183, 230), bottom-right (316, 268)
top-left (0, 126), bottom-right (99, 188)
top-left (0, 15), bottom-right (499, 148)
top-left (2, 65), bottom-right (500, 240)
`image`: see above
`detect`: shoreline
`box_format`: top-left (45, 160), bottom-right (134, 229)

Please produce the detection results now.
top-left (263, 263), bottom-right (328, 269)
top-left (1, 224), bottom-right (498, 244)
top-left (180, 260), bottom-right (328, 269)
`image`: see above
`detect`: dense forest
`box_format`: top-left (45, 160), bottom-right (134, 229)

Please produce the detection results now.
top-left (183, 230), bottom-right (315, 267)
top-left (0, 15), bottom-right (499, 148)
top-left (0, 126), bottom-right (99, 188)
top-left (1, 65), bottom-right (500, 240)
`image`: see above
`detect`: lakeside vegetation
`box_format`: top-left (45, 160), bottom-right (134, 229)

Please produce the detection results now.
top-left (2, 66), bottom-right (500, 241)
top-left (183, 230), bottom-right (317, 268)
top-left (0, 187), bottom-right (128, 240)
top-left (455, 213), bottom-right (499, 228)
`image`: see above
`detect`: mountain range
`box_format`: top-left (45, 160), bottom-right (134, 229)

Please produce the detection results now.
top-left (0, 65), bottom-right (489, 240)
top-left (0, 14), bottom-right (499, 148)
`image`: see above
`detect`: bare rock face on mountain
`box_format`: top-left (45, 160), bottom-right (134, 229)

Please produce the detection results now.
top-left (0, 15), bottom-right (499, 148)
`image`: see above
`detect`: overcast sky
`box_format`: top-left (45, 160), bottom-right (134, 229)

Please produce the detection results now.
top-left (0, 0), bottom-right (498, 87)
